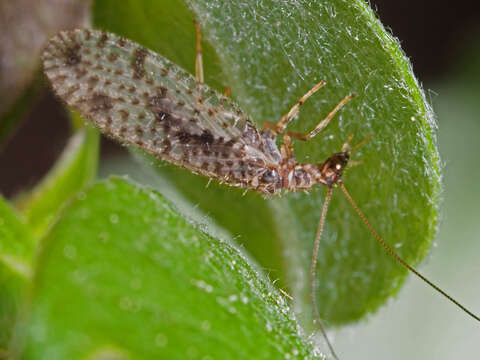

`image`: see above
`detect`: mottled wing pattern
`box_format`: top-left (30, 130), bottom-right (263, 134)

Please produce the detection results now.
top-left (42, 29), bottom-right (281, 187)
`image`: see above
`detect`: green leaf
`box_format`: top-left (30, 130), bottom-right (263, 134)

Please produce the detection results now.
top-left (19, 178), bottom-right (321, 359)
top-left (15, 118), bottom-right (99, 239)
top-left (92, 0), bottom-right (441, 325)
top-left (0, 196), bottom-right (34, 349)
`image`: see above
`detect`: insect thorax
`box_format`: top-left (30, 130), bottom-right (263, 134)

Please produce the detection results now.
top-left (248, 134), bottom-right (349, 195)
top-left (275, 152), bottom-right (350, 193)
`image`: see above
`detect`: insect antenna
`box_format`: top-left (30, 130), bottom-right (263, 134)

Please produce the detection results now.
top-left (310, 186), bottom-right (340, 360)
top-left (339, 183), bottom-right (480, 322)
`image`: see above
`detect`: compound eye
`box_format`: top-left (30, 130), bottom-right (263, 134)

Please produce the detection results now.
top-left (261, 169), bottom-right (278, 183)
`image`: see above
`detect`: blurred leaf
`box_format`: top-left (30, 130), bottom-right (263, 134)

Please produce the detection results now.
top-left (15, 118), bottom-right (99, 239)
top-left (92, 0), bottom-right (441, 325)
top-left (0, 0), bottom-right (90, 146)
top-left (0, 196), bottom-right (34, 349)
top-left (19, 178), bottom-right (322, 359)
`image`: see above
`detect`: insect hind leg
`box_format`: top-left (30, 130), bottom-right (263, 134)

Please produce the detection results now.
top-left (194, 19), bottom-right (204, 83)
top-left (194, 20), bottom-right (230, 96)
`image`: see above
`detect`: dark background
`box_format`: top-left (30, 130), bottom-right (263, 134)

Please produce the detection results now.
top-left (1, 0), bottom-right (480, 197)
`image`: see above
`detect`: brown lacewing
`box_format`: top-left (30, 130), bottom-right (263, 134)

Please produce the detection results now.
top-left (42, 22), bottom-right (479, 360)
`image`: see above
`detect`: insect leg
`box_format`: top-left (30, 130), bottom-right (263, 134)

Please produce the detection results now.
top-left (194, 20), bottom-right (231, 96)
top-left (279, 134), bottom-right (295, 159)
top-left (224, 86), bottom-right (231, 97)
top-left (340, 134), bottom-right (371, 174)
top-left (340, 135), bottom-right (355, 152)
top-left (285, 93), bottom-right (356, 142)
top-left (194, 20), bottom-right (204, 84)
top-left (262, 80), bottom-right (327, 135)
top-left (340, 136), bottom-right (367, 176)
top-left (345, 160), bottom-right (363, 169)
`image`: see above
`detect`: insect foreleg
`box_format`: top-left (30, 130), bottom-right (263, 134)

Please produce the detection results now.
top-left (223, 86), bottom-right (231, 97)
top-left (279, 133), bottom-right (295, 159)
top-left (284, 93), bottom-right (357, 142)
top-left (262, 80), bottom-right (327, 136)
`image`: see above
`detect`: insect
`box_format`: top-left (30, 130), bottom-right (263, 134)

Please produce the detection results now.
top-left (42, 21), bottom-right (479, 360)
